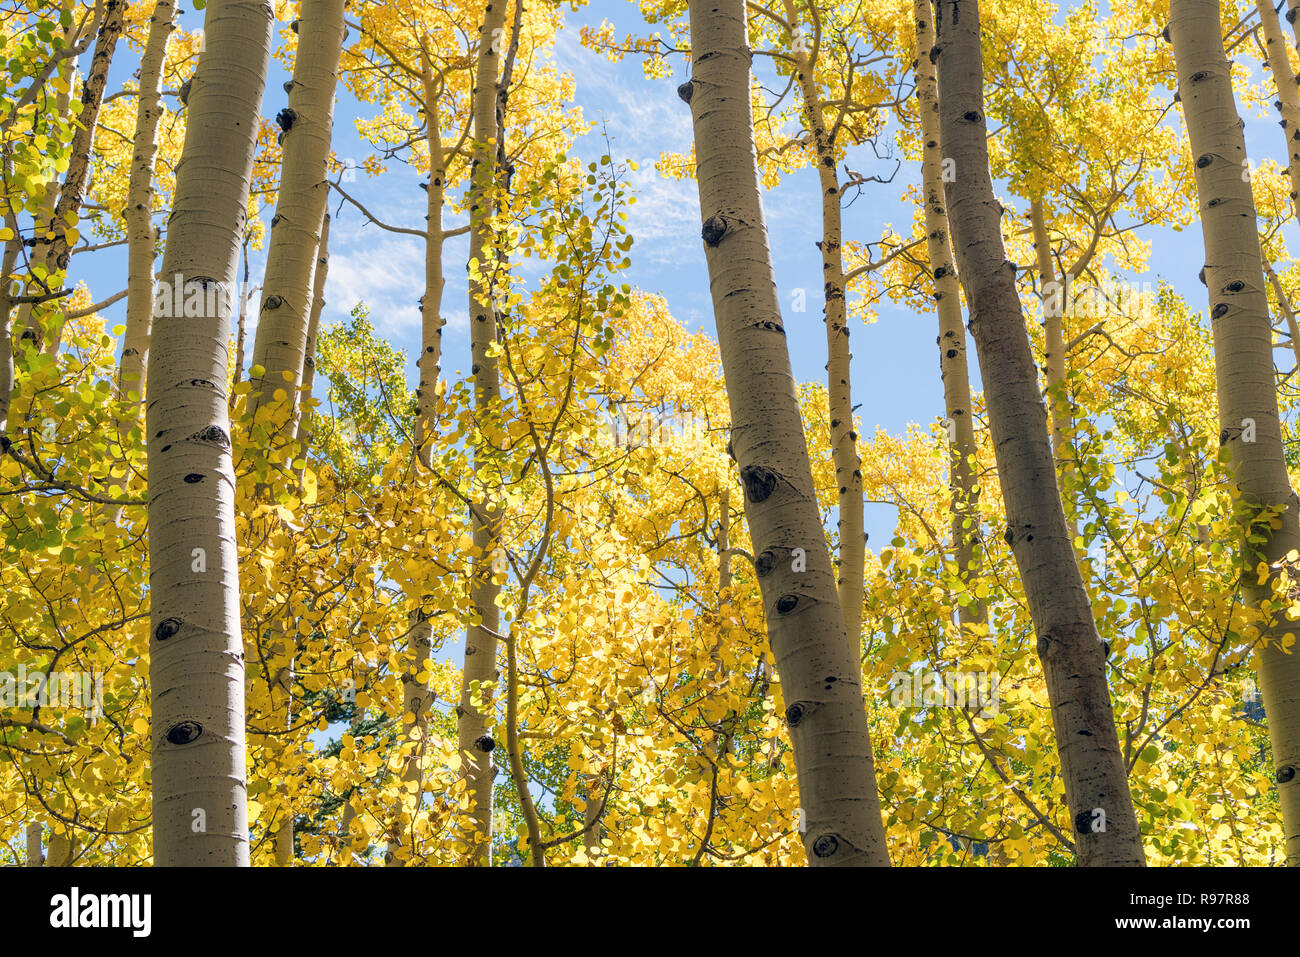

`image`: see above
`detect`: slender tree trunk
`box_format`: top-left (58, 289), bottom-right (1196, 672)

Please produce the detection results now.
top-left (146, 0), bottom-right (272, 867)
top-left (684, 0), bottom-right (888, 866)
top-left (779, 0), bottom-right (863, 655)
top-left (415, 59), bottom-right (447, 461)
top-left (0, 230), bottom-right (20, 432)
top-left (1171, 0), bottom-right (1300, 865)
top-left (246, 0), bottom-right (345, 434)
top-left (1258, 0), bottom-right (1300, 223)
top-left (934, 0), bottom-right (1144, 866)
top-left (1029, 198), bottom-right (1079, 540)
top-left (118, 0), bottom-right (176, 408)
top-left (295, 213), bottom-right (329, 454)
top-left (1266, 261), bottom-right (1300, 372)
top-left (25, 822), bottom-right (41, 865)
top-left (455, 0), bottom-right (510, 867)
top-left (32, 0), bottom-right (126, 353)
top-left (1285, 0), bottom-right (1300, 78)
top-left (913, 0), bottom-right (983, 628)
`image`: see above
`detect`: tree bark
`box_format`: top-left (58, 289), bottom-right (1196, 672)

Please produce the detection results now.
top-left (246, 0), bottom-right (345, 435)
top-left (684, 0), bottom-right (889, 866)
top-left (455, 0), bottom-right (510, 867)
top-left (913, 0), bottom-right (983, 628)
top-left (28, 0), bottom-right (125, 353)
top-left (118, 0), bottom-right (177, 409)
top-left (934, 0), bottom-right (1144, 866)
top-left (1258, 0), bottom-right (1300, 223)
top-left (1170, 0), bottom-right (1300, 865)
top-left (146, 0), bottom-right (272, 867)
top-left (780, 0), bottom-right (863, 656)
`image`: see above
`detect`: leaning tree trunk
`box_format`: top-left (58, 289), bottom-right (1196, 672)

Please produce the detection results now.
top-left (118, 0), bottom-right (177, 409)
top-left (913, 0), bottom-right (983, 629)
top-left (684, 0), bottom-right (889, 866)
top-left (1171, 0), bottom-right (1300, 865)
top-left (455, 0), bottom-right (510, 867)
top-left (246, 0), bottom-right (345, 436)
top-left (1257, 0), bottom-right (1300, 224)
top-left (780, 0), bottom-right (864, 656)
top-left (28, 0), bottom-right (126, 353)
top-left (146, 0), bottom-right (273, 867)
top-left (934, 0), bottom-right (1144, 866)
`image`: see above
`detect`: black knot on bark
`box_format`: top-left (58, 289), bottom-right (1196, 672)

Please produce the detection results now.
top-left (1223, 280), bottom-right (1245, 293)
top-left (946, 349), bottom-right (958, 359)
top-left (1190, 70), bottom-right (1211, 83)
top-left (933, 265), bottom-right (948, 280)
top-left (178, 78), bottom-right (191, 106)
top-left (264, 295), bottom-right (284, 310)
top-left (1195, 154), bottom-right (1213, 169)
top-left (677, 80), bottom-right (694, 103)
top-left (811, 834), bottom-right (839, 858)
top-left (155, 617), bottom-right (183, 641)
top-left (1074, 810), bottom-right (1096, 834)
top-left (785, 702), bottom-right (806, 727)
top-left (183, 473), bottom-right (204, 483)
top-left (962, 110), bottom-right (981, 122)
top-left (701, 214), bottom-right (727, 247)
top-left (755, 550), bottom-right (776, 577)
top-left (1211, 302), bottom-right (1229, 319)
top-left (290, 18), bottom-right (300, 33)
top-left (283, 80), bottom-right (295, 93)
top-left (1161, 24), bottom-right (1171, 41)
top-left (775, 594), bottom-right (799, 614)
top-left (1036, 633), bottom-right (1052, 657)
top-left (740, 464), bottom-right (779, 503)
top-left (474, 734), bottom-right (495, 753)
top-left (165, 721), bottom-right (203, 745)
top-left (276, 108), bottom-right (297, 132)
top-left (190, 425), bottom-right (229, 447)
top-left (1278, 765), bottom-right (1296, 783)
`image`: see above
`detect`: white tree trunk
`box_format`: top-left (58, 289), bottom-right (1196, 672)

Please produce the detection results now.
top-left (246, 0), bottom-right (345, 432)
top-left (913, 0), bottom-right (983, 627)
top-left (1171, 0), bottom-right (1300, 865)
top-left (934, 0), bottom-right (1144, 865)
top-left (118, 0), bottom-right (177, 409)
top-left (146, 0), bottom-right (272, 867)
top-left (685, 0), bottom-right (889, 866)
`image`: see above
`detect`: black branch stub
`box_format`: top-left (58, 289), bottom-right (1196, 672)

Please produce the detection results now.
top-left (189, 425), bottom-right (230, 448)
top-left (785, 701), bottom-right (809, 727)
top-left (701, 214), bottom-right (727, 247)
top-left (811, 834), bottom-right (839, 858)
top-left (1074, 810), bottom-right (1096, 834)
top-left (474, 734), bottom-right (495, 753)
top-left (755, 550), bottom-right (777, 577)
top-left (1278, 765), bottom-right (1296, 784)
top-left (183, 473), bottom-right (205, 484)
top-left (677, 80), bottom-right (694, 103)
top-left (155, 617), bottom-right (183, 641)
top-left (276, 108), bottom-right (297, 132)
top-left (775, 594), bottom-right (799, 615)
top-left (165, 721), bottom-right (203, 746)
top-left (740, 464), bottom-right (779, 504)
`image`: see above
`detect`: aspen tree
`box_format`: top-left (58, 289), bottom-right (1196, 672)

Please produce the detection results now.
top-left (1256, 0), bottom-right (1300, 223)
top-left (1170, 0), bottom-right (1300, 865)
top-left (933, 0), bottom-right (1144, 865)
top-left (118, 0), bottom-right (177, 409)
top-left (246, 0), bottom-right (345, 433)
top-left (456, 0), bottom-right (510, 866)
top-left (913, 0), bottom-right (982, 627)
top-left (24, 822), bottom-right (41, 865)
top-left (684, 0), bottom-right (888, 866)
top-left (23, 0), bottom-right (125, 352)
top-left (146, 0), bottom-right (273, 867)
top-left (774, 0), bottom-right (864, 653)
